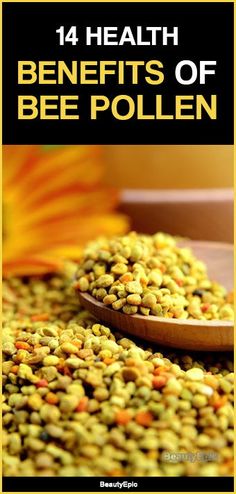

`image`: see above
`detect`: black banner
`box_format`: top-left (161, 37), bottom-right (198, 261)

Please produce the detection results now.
top-left (2, 2), bottom-right (234, 144)
top-left (2, 475), bottom-right (234, 492)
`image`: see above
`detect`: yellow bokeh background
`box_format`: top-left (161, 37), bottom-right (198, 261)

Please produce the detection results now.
top-left (103, 145), bottom-right (233, 189)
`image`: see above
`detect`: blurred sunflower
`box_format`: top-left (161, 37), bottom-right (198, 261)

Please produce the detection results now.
top-left (3, 145), bottom-right (129, 277)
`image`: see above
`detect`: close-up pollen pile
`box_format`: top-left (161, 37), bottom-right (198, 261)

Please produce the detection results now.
top-left (75, 232), bottom-right (234, 320)
top-left (2, 233), bottom-right (234, 477)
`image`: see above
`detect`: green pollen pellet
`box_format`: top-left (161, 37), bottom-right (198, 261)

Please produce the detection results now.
top-left (185, 368), bottom-right (204, 381)
top-left (65, 358), bottom-right (83, 369)
top-left (28, 393), bottom-right (43, 411)
top-left (26, 438), bottom-right (45, 452)
top-left (140, 306), bottom-right (150, 316)
top-left (148, 271), bottom-right (163, 286)
top-left (112, 298), bottom-right (126, 310)
top-left (192, 394), bottom-right (208, 408)
top-left (125, 281), bottom-right (143, 294)
top-left (130, 245), bottom-right (143, 262)
top-left (93, 264), bottom-right (106, 277)
top-left (76, 277), bottom-right (89, 292)
top-left (141, 293), bottom-right (157, 309)
top-left (111, 263), bottom-right (128, 275)
top-left (122, 304), bottom-right (138, 315)
top-left (43, 355), bottom-right (60, 366)
top-left (3, 342), bottom-right (17, 356)
top-left (96, 275), bottom-right (114, 288)
top-left (60, 342), bottom-right (78, 354)
top-left (18, 364), bottom-right (34, 380)
top-left (96, 288), bottom-right (107, 301)
top-left (59, 395), bottom-right (79, 413)
top-left (94, 387), bottom-right (109, 401)
top-left (103, 294), bottom-right (117, 305)
top-left (40, 404), bottom-right (60, 423)
top-left (117, 290), bottom-right (128, 298)
top-left (126, 294), bottom-right (142, 306)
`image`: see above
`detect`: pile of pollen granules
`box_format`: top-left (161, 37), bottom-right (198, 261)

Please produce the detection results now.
top-left (2, 265), bottom-right (234, 477)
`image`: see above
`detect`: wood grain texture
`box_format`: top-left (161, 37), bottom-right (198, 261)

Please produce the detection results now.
top-left (78, 240), bottom-right (234, 351)
top-left (119, 189), bottom-right (234, 243)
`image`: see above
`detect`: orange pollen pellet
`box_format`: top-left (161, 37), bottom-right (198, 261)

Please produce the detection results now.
top-left (15, 341), bottom-right (31, 350)
top-left (45, 392), bottom-right (59, 405)
top-left (36, 379), bottom-right (48, 388)
top-left (152, 375), bottom-right (167, 389)
top-left (201, 303), bottom-right (210, 313)
top-left (56, 365), bottom-right (65, 373)
top-left (76, 396), bottom-right (89, 412)
top-left (31, 313), bottom-right (49, 322)
top-left (108, 469), bottom-right (125, 476)
top-left (175, 278), bottom-right (184, 287)
top-left (11, 365), bottom-right (19, 374)
top-left (153, 366), bottom-right (170, 376)
top-left (63, 366), bottom-right (72, 376)
top-left (73, 281), bottom-right (80, 290)
top-left (119, 273), bottom-right (133, 283)
top-left (115, 409), bottom-right (132, 425)
top-left (125, 358), bottom-right (137, 367)
top-left (135, 411), bottom-right (153, 427)
top-left (72, 340), bottom-right (82, 348)
top-left (140, 277), bottom-right (148, 286)
top-left (103, 357), bottom-right (115, 365)
top-left (214, 395), bottom-right (228, 410)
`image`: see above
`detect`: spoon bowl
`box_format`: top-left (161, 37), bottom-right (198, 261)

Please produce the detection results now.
top-left (78, 241), bottom-right (234, 351)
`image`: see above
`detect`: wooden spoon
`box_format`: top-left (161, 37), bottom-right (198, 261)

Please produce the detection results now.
top-left (78, 241), bottom-right (234, 351)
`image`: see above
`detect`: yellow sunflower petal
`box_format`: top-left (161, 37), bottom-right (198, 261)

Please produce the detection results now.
top-left (3, 145), bottom-right (129, 276)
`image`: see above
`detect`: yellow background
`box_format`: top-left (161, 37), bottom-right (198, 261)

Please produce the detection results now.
top-left (103, 145), bottom-right (233, 189)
